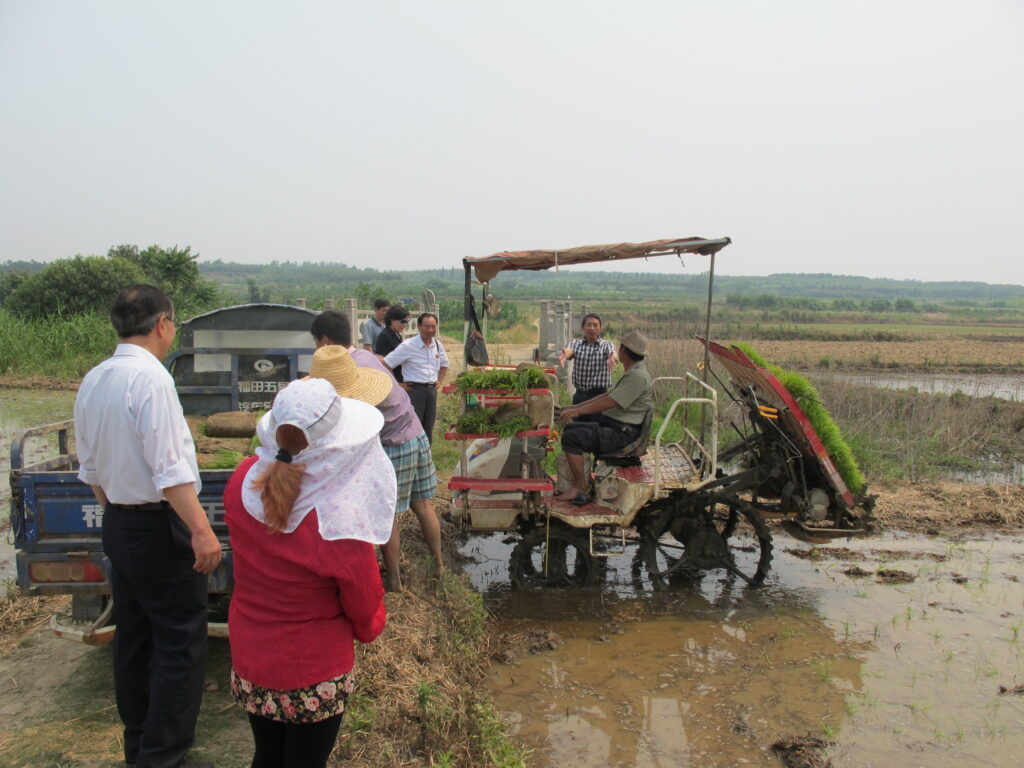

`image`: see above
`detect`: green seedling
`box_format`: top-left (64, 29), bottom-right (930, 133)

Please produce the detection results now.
top-left (1009, 621), bottom-right (1022, 644)
top-left (858, 688), bottom-right (879, 709)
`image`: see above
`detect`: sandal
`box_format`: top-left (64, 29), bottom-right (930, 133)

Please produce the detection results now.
top-left (570, 493), bottom-right (591, 507)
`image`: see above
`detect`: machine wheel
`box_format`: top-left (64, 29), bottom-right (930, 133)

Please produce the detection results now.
top-left (509, 522), bottom-right (604, 588)
top-left (638, 494), bottom-right (773, 588)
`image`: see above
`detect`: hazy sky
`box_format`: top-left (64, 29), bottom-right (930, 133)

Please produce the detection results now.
top-left (2, 1), bottom-right (1022, 284)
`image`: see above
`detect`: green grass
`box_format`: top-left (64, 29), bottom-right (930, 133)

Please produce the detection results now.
top-left (202, 449), bottom-right (248, 469)
top-left (0, 309), bottom-right (118, 377)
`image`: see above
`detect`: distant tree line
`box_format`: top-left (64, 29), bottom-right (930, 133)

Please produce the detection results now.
top-left (0, 245), bottom-right (217, 319)
top-left (4, 255), bottom-right (1024, 313)
top-left (725, 294), bottom-right (923, 313)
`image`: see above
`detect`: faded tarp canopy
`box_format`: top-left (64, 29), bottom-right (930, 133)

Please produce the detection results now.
top-left (463, 237), bottom-right (731, 283)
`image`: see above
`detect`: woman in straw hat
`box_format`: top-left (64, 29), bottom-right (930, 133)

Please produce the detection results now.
top-left (224, 378), bottom-right (397, 768)
top-left (308, 344), bottom-right (443, 592)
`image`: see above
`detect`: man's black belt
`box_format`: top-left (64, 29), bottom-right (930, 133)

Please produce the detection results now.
top-left (408, 381), bottom-right (436, 387)
top-left (108, 501), bottom-right (171, 512)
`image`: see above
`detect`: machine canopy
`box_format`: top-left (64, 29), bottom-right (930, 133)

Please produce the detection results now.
top-left (463, 237), bottom-right (731, 283)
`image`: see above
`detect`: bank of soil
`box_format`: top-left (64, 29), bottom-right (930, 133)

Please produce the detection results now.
top-left (873, 481), bottom-right (1024, 532)
top-left (0, 514), bottom-right (517, 768)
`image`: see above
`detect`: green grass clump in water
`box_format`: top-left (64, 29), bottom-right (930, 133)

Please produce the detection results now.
top-left (456, 367), bottom-right (547, 395)
top-left (736, 342), bottom-right (867, 495)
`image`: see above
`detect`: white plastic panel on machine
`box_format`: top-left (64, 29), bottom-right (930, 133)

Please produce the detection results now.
top-left (192, 330), bottom-right (313, 372)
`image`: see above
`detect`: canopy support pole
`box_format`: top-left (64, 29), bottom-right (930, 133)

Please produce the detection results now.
top-left (699, 251), bottom-right (717, 445)
top-left (462, 262), bottom-right (472, 372)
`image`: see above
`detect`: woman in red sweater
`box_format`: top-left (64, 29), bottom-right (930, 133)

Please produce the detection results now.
top-left (225, 377), bottom-right (396, 768)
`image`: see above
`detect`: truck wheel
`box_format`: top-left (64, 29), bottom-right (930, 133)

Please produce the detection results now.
top-left (509, 523), bottom-right (604, 589)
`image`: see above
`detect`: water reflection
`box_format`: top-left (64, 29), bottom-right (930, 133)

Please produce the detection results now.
top-left (465, 534), bottom-right (866, 767)
top-left (814, 372), bottom-right (1024, 401)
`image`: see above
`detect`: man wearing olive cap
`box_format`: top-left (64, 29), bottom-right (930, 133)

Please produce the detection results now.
top-left (557, 330), bottom-right (654, 506)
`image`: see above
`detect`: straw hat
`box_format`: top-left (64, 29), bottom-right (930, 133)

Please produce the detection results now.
top-left (305, 345), bottom-right (391, 406)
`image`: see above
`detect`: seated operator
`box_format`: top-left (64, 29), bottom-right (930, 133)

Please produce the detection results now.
top-left (557, 331), bottom-right (653, 506)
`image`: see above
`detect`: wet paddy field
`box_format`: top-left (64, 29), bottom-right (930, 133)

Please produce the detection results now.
top-left (462, 530), bottom-right (1024, 767)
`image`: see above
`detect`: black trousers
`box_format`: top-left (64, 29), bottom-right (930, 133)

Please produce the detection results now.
top-left (572, 386), bottom-right (608, 406)
top-left (102, 503), bottom-right (208, 768)
top-left (572, 386), bottom-right (609, 422)
top-left (248, 713), bottom-right (344, 768)
top-left (408, 382), bottom-right (437, 444)
top-left (561, 415), bottom-right (640, 456)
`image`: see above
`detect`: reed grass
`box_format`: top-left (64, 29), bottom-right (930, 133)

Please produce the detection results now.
top-left (0, 310), bottom-right (117, 378)
top-left (811, 377), bottom-right (1024, 484)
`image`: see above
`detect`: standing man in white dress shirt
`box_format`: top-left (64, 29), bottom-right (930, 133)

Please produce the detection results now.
top-left (74, 285), bottom-right (221, 768)
top-left (383, 312), bottom-right (448, 443)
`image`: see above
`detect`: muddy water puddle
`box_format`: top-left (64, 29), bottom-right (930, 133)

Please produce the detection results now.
top-left (463, 531), bottom-right (1024, 766)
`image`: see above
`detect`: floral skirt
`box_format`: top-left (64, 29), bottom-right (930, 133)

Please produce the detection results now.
top-left (231, 668), bottom-right (355, 723)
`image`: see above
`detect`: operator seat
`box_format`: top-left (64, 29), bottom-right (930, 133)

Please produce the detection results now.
top-left (595, 408), bottom-right (654, 468)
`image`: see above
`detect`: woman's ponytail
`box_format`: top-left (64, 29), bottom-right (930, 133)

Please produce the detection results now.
top-left (251, 424), bottom-right (308, 532)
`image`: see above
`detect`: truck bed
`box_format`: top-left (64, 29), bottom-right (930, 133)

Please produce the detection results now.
top-left (10, 420), bottom-right (235, 602)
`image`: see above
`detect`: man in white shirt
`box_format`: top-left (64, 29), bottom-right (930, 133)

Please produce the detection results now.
top-left (75, 285), bottom-right (221, 768)
top-left (383, 312), bottom-right (448, 443)
top-left (360, 298), bottom-right (390, 351)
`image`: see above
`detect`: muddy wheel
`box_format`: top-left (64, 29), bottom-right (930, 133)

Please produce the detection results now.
top-left (638, 494), bottom-right (773, 588)
top-left (509, 523), bottom-right (604, 589)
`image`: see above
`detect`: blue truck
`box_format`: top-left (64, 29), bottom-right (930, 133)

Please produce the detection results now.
top-left (8, 303), bottom-right (321, 643)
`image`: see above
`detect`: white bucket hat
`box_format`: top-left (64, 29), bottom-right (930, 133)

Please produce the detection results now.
top-left (242, 378), bottom-right (397, 544)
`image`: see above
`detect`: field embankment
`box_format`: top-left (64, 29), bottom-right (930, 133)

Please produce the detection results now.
top-left (0, 515), bottom-right (526, 768)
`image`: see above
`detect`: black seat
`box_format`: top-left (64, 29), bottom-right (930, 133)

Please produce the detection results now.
top-left (595, 408), bottom-right (654, 467)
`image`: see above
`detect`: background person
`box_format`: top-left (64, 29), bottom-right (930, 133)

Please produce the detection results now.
top-left (309, 313), bottom-right (445, 592)
top-left (382, 312), bottom-right (448, 443)
top-left (557, 330), bottom-right (653, 506)
top-left (373, 304), bottom-right (410, 382)
top-left (361, 298), bottom-right (390, 351)
top-left (74, 284), bottom-right (221, 768)
top-left (558, 313), bottom-right (618, 408)
top-left (225, 378), bottom-right (396, 768)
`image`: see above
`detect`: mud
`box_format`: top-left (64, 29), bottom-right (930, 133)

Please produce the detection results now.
top-left (463, 527), bottom-right (1024, 767)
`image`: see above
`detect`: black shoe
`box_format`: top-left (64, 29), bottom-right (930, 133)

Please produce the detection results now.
top-left (570, 492), bottom-right (591, 506)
